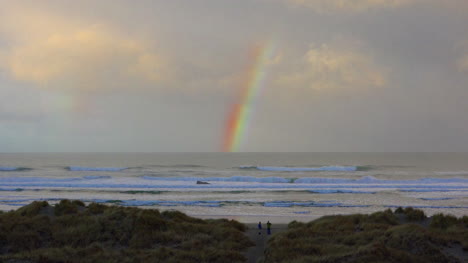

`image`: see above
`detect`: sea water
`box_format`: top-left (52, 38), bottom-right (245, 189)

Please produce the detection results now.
top-left (0, 153), bottom-right (467, 222)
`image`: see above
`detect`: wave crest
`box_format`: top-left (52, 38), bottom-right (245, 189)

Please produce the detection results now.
top-left (0, 167), bottom-right (31, 172)
top-left (142, 176), bottom-right (292, 183)
top-left (239, 165), bottom-right (358, 172)
top-left (68, 166), bottom-right (127, 172)
top-left (309, 190), bottom-right (376, 194)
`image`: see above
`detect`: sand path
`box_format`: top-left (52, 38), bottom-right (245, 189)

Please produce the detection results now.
top-left (244, 223), bottom-right (288, 263)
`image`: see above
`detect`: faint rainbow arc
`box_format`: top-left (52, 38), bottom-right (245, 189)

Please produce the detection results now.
top-left (223, 42), bottom-right (275, 152)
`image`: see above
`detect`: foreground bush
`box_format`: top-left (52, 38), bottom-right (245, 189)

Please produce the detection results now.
top-left (262, 208), bottom-right (467, 263)
top-left (0, 200), bottom-right (254, 263)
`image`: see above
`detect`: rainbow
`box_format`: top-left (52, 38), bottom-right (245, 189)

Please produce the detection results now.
top-left (223, 42), bottom-right (275, 152)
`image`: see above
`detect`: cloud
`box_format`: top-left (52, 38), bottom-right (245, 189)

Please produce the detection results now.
top-left (282, 0), bottom-right (468, 14)
top-left (285, 0), bottom-right (418, 13)
top-left (276, 44), bottom-right (386, 92)
top-left (0, 6), bottom-right (167, 91)
top-left (458, 52), bottom-right (468, 72)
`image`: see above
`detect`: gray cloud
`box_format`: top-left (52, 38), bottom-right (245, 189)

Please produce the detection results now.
top-left (0, 0), bottom-right (467, 152)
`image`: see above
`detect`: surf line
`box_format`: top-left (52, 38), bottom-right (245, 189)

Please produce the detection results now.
top-left (223, 41), bottom-right (276, 152)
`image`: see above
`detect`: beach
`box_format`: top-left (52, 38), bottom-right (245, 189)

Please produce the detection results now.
top-left (1, 153), bottom-right (467, 221)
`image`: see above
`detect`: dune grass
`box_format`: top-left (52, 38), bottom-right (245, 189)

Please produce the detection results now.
top-left (261, 208), bottom-right (467, 263)
top-left (0, 200), bottom-right (254, 263)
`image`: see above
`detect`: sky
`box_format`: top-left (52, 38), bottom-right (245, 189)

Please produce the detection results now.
top-left (0, 0), bottom-right (467, 152)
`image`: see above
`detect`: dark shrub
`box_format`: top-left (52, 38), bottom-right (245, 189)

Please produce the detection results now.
top-left (87, 203), bottom-right (106, 214)
top-left (403, 207), bottom-right (426, 221)
top-left (460, 216), bottom-right (468, 227)
top-left (16, 201), bottom-right (49, 217)
top-left (369, 210), bottom-right (399, 225)
top-left (54, 200), bottom-right (78, 216)
top-left (430, 213), bottom-right (458, 229)
top-left (395, 207), bottom-right (405, 214)
top-left (262, 211), bottom-right (466, 263)
top-left (1, 200), bottom-right (252, 262)
top-left (288, 220), bottom-right (305, 229)
top-left (71, 200), bottom-right (85, 207)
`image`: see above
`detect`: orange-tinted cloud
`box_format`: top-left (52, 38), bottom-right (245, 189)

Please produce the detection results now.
top-left (0, 5), bottom-right (167, 90)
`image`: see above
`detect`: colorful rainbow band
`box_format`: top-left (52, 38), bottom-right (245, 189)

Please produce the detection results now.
top-left (223, 42), bottom-right (275, 152)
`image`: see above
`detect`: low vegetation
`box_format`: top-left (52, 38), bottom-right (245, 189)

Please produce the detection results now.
top-left (261, 208), bottom-right (467, 263)
top-left (0, 200), bottom-right (254, 263)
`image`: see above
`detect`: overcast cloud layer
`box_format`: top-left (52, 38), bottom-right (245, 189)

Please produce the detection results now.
top-left (0, 0), bottom-right (467, 152)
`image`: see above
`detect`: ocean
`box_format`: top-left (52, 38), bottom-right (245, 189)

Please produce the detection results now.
top-left (0, 153), bottom-right (467, 222)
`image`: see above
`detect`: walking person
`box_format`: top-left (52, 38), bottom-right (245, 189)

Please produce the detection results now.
top-left (267, 221), bottom-right (272, 235)
top-left (258, 221), bottom-right (262, 235)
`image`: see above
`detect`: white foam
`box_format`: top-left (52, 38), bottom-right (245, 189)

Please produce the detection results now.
top-left (142, 175), bottom-right (468, 186)
top-left (309, 190), bottom-right (376, 194)
top-left (0, 182), bottom-right (467, 191)
top-left (242, 165), bottom-right (358, 172)
top-left (263, 201), bottom-right (343, 207)
top-left (68, 166), bottom-right (127, 172)
top-left (435, 171), bottom-right (468, 175)
top-left (385, 205), bottom-right (468, 209)
top-left (0, 176), bottom-right (111, 184)
top-left (142, 176), bottom-right (291, 183)
top-left (82, 176), bottom-right (112, 180)
top-left (1, 175), bottom-right (467, 192)
top-left (92, 199), bottom-right (222, 207)
top-left (295, 176), bottom-right (468, 184)
top-left (399, 189), bottom-right (462, 193)
top-left (0, 188), bottom-right (24, 191)
top-left (0, 177), bottom-right (82, 183)
top-left (420, 198), bottom-right (455, 200)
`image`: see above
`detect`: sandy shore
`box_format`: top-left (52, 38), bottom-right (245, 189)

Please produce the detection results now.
top-left (243, 223), bottom-right (288, 263)
top-left (188, 214), bottom-right (323, 224)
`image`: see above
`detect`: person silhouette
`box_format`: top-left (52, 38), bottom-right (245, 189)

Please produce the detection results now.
top-left (267, 221), bottom-right (272, 235)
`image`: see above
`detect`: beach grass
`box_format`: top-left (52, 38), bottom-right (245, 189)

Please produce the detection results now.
top-left (260, 208), bottom-right (467, 263)
top-left (0, 200), bottom-right (254, 263)
top-left (2, 201), bottom-right (467, 263)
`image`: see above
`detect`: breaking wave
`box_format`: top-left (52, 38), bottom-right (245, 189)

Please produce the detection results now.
top-left (308, 190), bottom-right (376, 194)
top-left (77, 199), bottom-right (371, 208)
top-left (0, 167), bottom-right (32, 172)
top-left (420, 197), bottom-right (455, 200)
top-left (142, 176), bottom-right (291, 183)
top-left (385, 205), bottom-right (468, 209)
top-left (142, 175), bottom-right (468, 185)
top-left (399, 189), bottom-right (466, 193)
top-left (0, 176), bottom-right (112, 184)
top-left (263, 201), bottom-right (369, 208)
top-left (1, 197), bottom-right (468, 211)
top-left (1, 175), bottom-right (467, 193)
top-left (294, 176), bottom-right (468, 184)
top-left (0, 188), bottom-right (24, 192)
top-left (239, 165), bottom-right (358, 172)
top-left (435, 171), bottom-right (468, 176)
top-left (82, 175), bottom-right (112, 180)
top-left (68, 166), bottom-right (127, 172)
